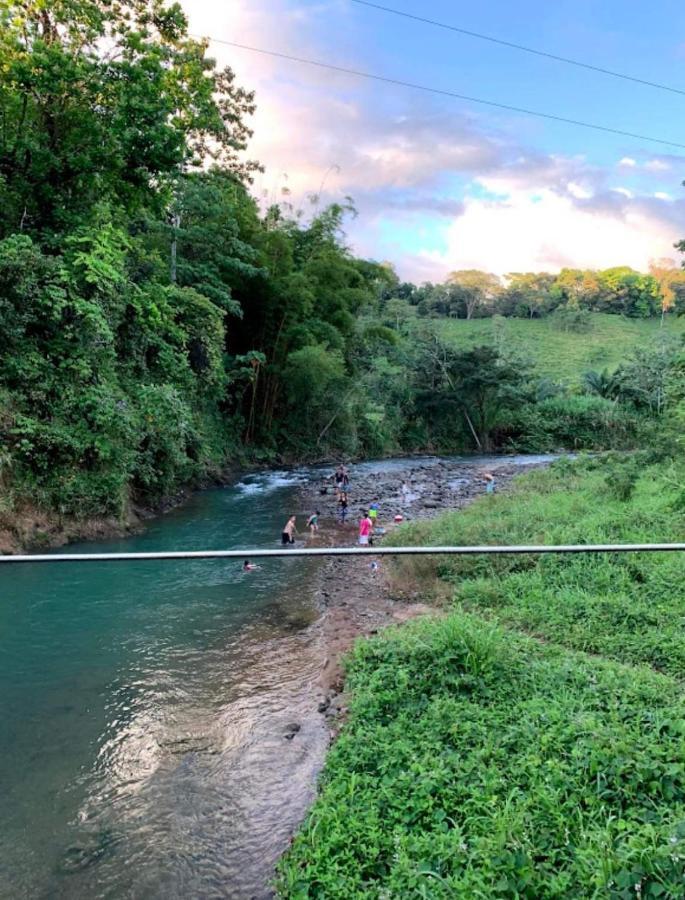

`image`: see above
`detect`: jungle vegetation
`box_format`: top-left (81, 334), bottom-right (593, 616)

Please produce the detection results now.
top-left (1, 0), bottom-right (684, 524)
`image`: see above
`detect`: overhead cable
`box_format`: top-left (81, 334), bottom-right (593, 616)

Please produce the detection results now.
top-left (200, 37), bottom-right (685, 149)
top-left (352, 0), bottom-right (685, 98)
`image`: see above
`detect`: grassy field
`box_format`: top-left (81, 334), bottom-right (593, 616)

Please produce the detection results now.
top-left (278, 457), bottom-right (685, 898)
top-left (429, 313), bottom-right (685, 384)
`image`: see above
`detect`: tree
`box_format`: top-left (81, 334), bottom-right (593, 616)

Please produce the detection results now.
top-left (551, 269), bottom-right (596, 309)
top-left (0, 0), bottom-right (259, 241)
top-left (648, 258), bottom-right (685, 324)
top-left (501, 272), bottom-right (556, 318)
top-left (582, 369), bottom-right (619, 400)
top-left (414, 338), bottom-right (530, 450)
top-left (446, 270), bottom-right (501, 319)
top-left (597, 268), bottom-right (660, 317)
top-left (613, 338), bottom-right (680, 416)
top-left (165, 171), bottom-right (262, 313)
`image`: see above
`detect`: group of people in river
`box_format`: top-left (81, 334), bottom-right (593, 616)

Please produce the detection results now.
top-left (278, 464), bottom-right (381, 550)
top-left (241, 463), bottom-right (498, 572)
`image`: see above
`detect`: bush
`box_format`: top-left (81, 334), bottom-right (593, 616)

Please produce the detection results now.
top-left (510, 395), bottom-right (639, 451)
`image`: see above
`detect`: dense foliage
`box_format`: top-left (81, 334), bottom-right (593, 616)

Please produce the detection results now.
top-left (1, 0), bottom-right (684, 530)
top-left (279, 457), bottom-right (685, 898)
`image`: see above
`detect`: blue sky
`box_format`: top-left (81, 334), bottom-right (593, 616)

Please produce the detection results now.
top-left (185, 0), bottom-right (685, 281)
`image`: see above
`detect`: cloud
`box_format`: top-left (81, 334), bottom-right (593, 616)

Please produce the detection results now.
top-left (645, 159), bottom-right (672, 172)
top-left (420, 189), bottom-right (682, 278)
top-left (182, 0), bottom-right (685, 282)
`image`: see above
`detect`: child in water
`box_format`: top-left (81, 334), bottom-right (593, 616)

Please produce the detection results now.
top-left (243, 560), bottom-right (260, 571)
top-left (483, 472), bottom-right (496, 494)
top-left (307, 510), bottom-right (320, 535)
top-left (358, 510), bottom-right (373, 546)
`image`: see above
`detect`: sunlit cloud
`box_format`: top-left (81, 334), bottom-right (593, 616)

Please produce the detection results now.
top-left (645, 159), bottom-right (672, 172)
top-left (182, 0), bottom-right (685, 282)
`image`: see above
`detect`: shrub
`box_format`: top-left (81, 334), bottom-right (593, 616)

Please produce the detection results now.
top-left (511, 395), bottom-right (639, 451)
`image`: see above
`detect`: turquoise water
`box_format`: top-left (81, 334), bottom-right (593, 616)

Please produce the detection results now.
top-left (0, 470), bottom-right (328, 899)
top-left (0, 455), bottom-right (555, 899)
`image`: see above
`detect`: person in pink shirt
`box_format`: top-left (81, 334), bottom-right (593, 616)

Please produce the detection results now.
top-left (358, 510), bottom-right (373, 546)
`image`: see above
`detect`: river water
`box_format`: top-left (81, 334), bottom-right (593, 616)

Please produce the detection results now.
top-left (0, 455), bottom-right (552, 899)
top-left (0, 469), bottom-right (331, 900)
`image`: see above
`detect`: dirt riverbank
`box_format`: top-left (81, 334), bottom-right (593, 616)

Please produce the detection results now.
top-left (299, 457), bottom-right (549, 729)
top-left (0, 466), bottom-right (246, 555)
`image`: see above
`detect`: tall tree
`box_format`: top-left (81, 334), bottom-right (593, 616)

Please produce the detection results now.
top-left (446, 270), bottom-right (501, 319)
top-left (0, 0), bottom-right (258, 241)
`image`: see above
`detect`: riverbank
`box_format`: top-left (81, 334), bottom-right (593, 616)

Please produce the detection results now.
top-left (278, 453), bottom-right (685, 898)
top-left (0, 465), bottom-right (247, 554)
top-left (299, 457), bottom-right (549, 737)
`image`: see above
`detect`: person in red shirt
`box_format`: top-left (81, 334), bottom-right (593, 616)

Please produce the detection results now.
top-left (358, 510), bottom-right (373, 546)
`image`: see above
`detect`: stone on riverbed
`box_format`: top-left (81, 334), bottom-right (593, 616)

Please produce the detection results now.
top-left (284, 723), bottom-right (301, 740)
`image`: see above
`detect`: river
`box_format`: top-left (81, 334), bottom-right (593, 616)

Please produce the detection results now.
top-left (0, 455), bottom-right (553, 899)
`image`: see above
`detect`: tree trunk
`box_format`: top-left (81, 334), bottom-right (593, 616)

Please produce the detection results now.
top-left (170, 212), bottom-right (180, 283)
top-left (463, 409), bottom-right (482, 450)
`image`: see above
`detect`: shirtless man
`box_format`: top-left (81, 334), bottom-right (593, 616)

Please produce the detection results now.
top-left (281, 515), bottom-right (297, 546)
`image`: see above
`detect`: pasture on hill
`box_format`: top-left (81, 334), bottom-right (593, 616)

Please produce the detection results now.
top-left (432, 313), bottom-right (685, 384)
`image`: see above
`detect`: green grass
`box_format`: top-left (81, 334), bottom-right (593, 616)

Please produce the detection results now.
top-left (278, 616), bottom-right (685, 898)
top-left (429, 314), bottom-right (685, 384)
top-left (393, 458), bottom-right (685, 680)
top-left (278, 457), bottom-right (685, 898)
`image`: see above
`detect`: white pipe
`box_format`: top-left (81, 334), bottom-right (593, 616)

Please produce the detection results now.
top-left (2, 543), bottom-right (685, 563)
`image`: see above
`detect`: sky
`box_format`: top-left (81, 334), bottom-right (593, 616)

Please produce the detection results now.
top-left (183, 0), bottom-right (685, 282)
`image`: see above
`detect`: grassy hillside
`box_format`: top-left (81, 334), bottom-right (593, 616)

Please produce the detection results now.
top-left (278, 456), bottom-right (685, 898)
top-left (430, 313), bottom-right (685, 384)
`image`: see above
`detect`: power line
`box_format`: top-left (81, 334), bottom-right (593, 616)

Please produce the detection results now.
top-left (351, 0), bottom-right (685, 98)
top-left (202, 37), bottom-right (685, 149)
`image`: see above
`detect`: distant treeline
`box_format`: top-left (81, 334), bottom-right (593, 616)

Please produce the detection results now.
top-left (392, 265), bottom-right (685, 320)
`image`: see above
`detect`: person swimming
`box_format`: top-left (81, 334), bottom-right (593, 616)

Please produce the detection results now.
top-left (243, 560), bottom-right (259, 571)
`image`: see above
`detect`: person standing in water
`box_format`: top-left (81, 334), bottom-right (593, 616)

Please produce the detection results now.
top-left (281, 515), bottom-right (297, 546)
top-left (358, 510), bottom-right (373, 546)
top-left (369, 503), bottom-right (378, 528)
top-left (338, 491), bottom-right (348, 523)
top-left (483, 472), bottom-right (496, 494)
top-left (334, 465), bottom-right (345, 499)
top-left (306, 510), bottom-right (320, 535)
